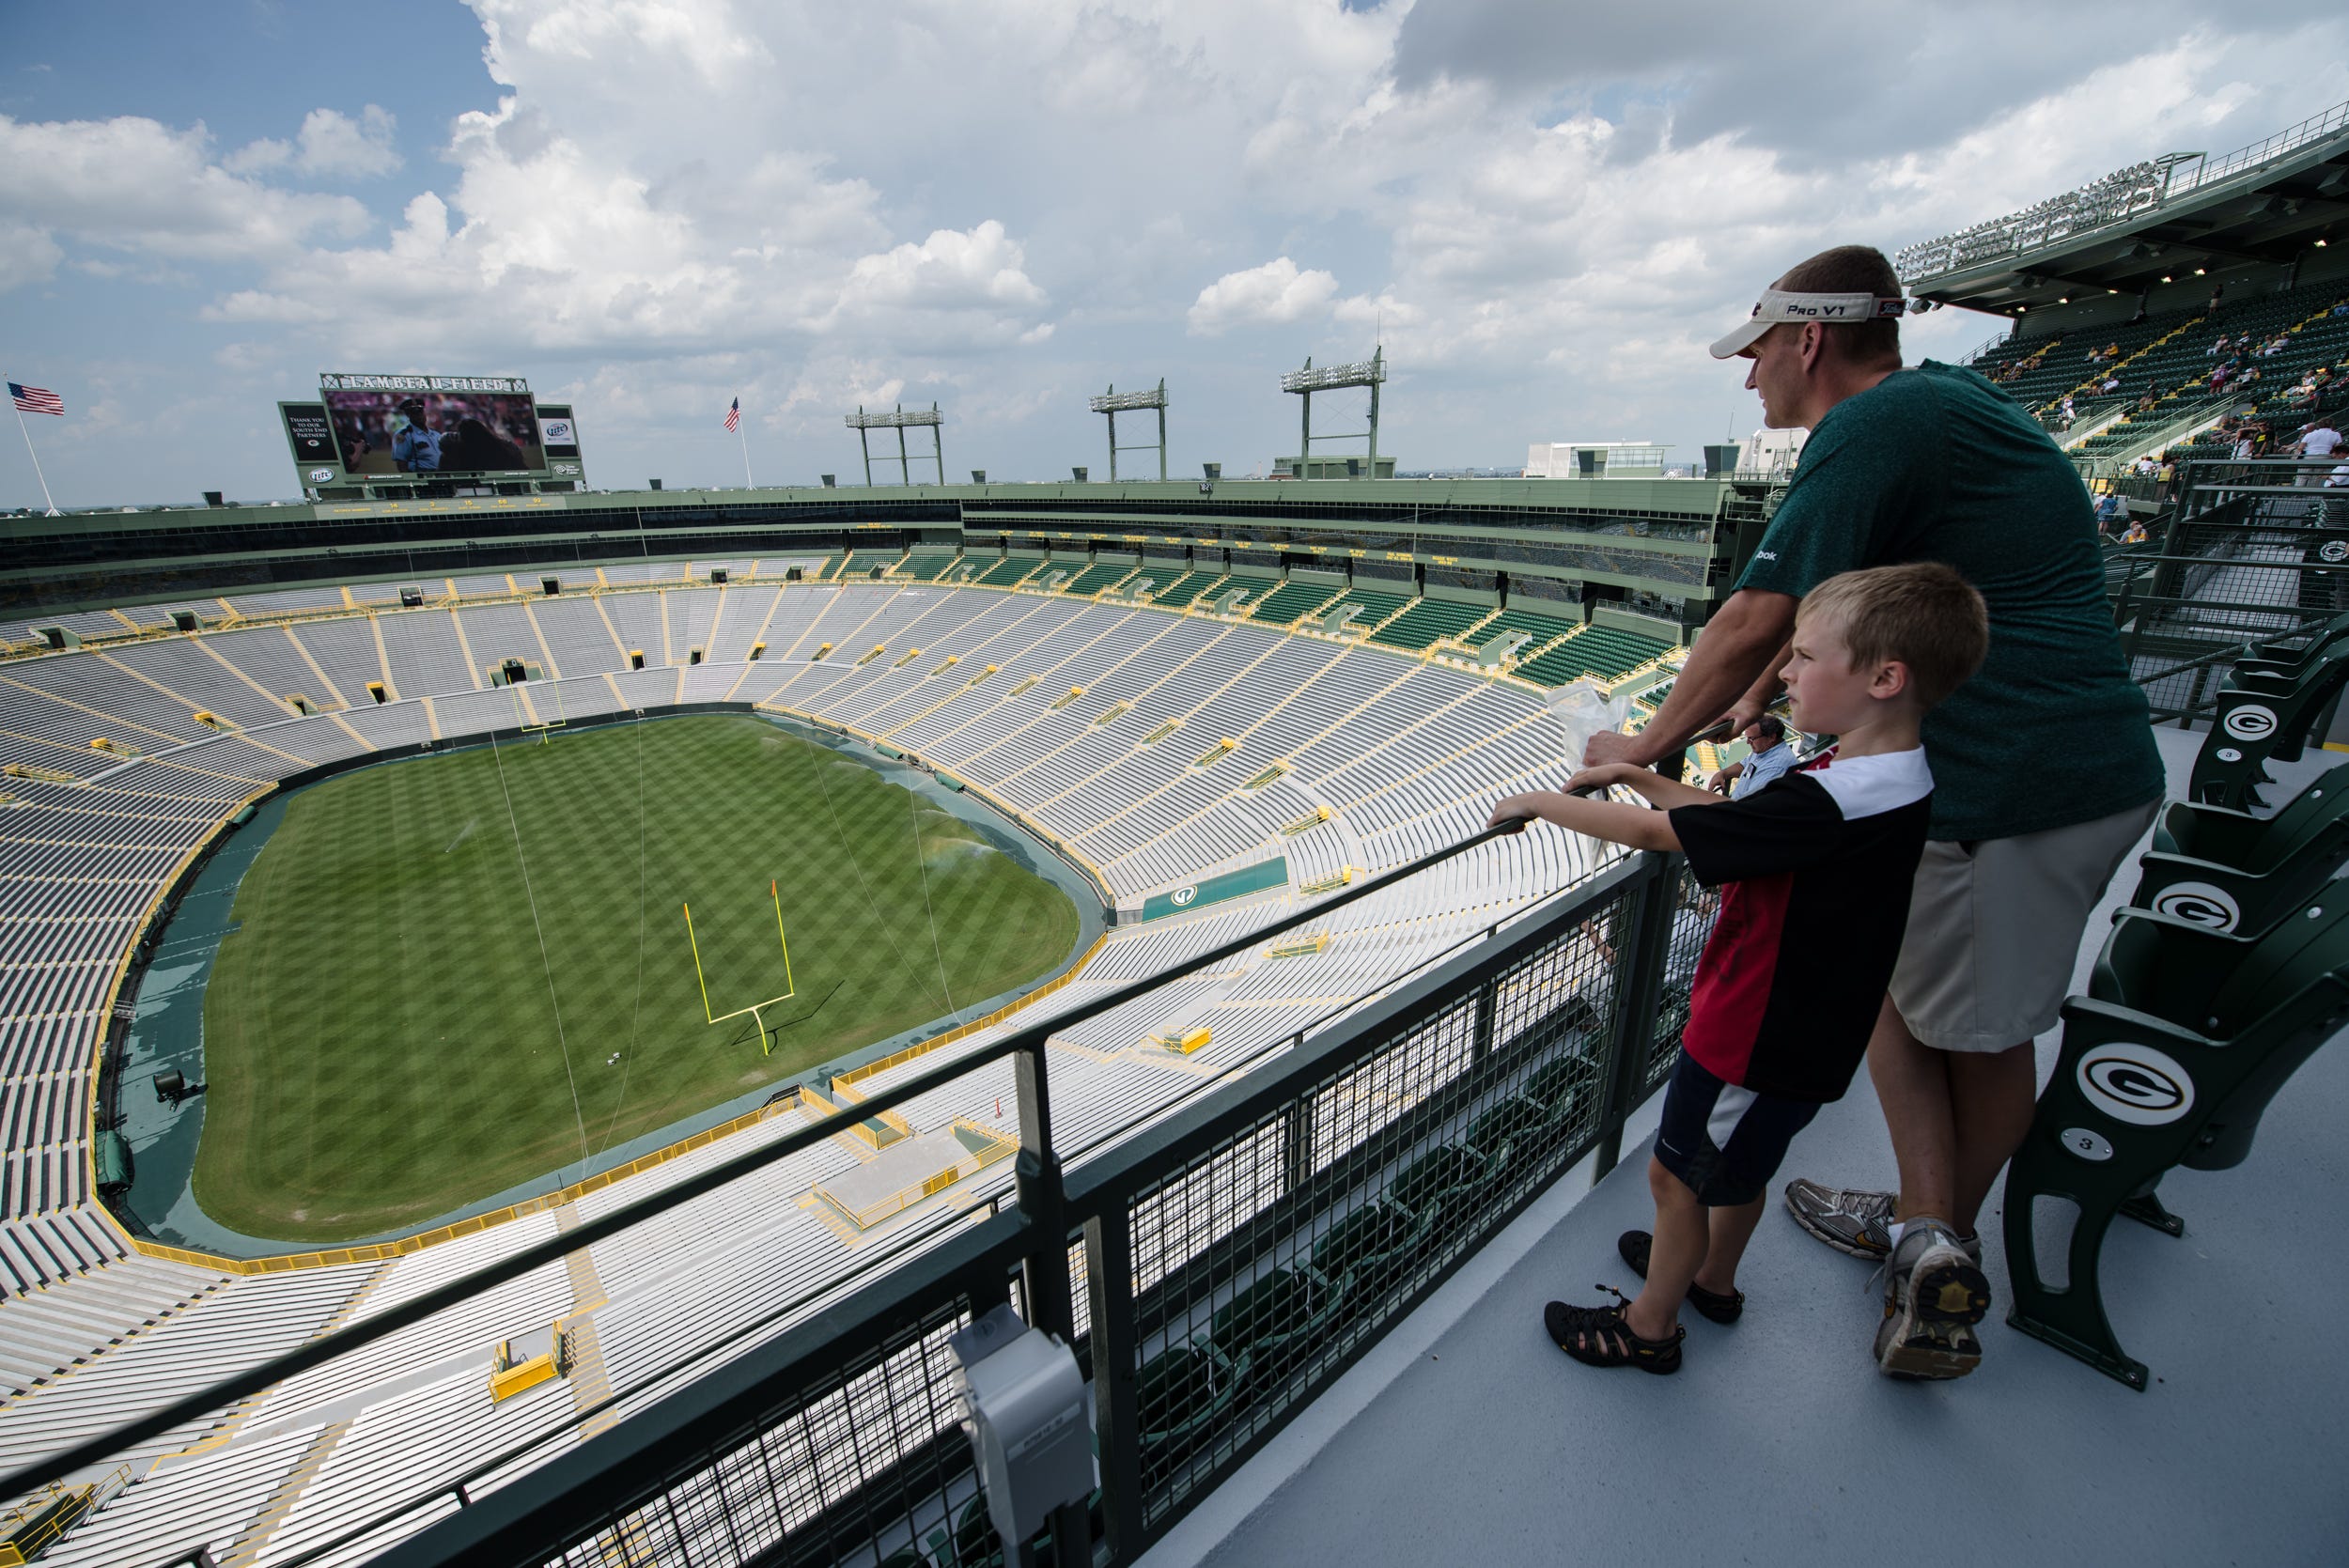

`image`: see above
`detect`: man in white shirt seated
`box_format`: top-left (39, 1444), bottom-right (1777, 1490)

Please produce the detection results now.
top-left (1706, 715), bottom-right (1796, 799)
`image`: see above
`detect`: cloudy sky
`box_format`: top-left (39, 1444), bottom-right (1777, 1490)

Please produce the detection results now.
top-left (3, 2), bottom-right (2345, 506)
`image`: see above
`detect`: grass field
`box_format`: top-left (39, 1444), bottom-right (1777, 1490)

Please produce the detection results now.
top-left (194, 715), bottom-right (1081, 1242)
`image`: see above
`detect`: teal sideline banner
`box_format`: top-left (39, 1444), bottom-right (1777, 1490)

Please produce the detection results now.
top-left (1138, 857), bottom-right (1289, 922)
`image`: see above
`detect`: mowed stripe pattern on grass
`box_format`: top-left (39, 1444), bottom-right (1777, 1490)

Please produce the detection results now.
top-left (194, 715), bottom-right (1079, 1242)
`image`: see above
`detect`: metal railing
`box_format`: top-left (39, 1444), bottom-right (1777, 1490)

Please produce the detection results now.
top-left (2112, 456), bottom-right (2349, 724)
top-left (1897, 97), bottom-right (2349, 284)
top-left (2166, 99), bottom-right (2349, 200)
top-left (7, 808), bottom-right (1708, 1568)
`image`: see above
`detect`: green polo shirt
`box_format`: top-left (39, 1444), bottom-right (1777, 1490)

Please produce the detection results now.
top-left (1735, 360), bottom-right (2163, 843)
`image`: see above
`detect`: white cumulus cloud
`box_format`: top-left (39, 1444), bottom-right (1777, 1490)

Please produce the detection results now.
top-left (1187, 257), bottom-right (1341, 336)
top-left (227, 106), bottom-right (403, 179)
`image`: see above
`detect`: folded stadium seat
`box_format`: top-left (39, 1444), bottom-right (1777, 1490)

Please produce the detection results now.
top-left (1135, 1342), bottom-right (1241, 1473)
top-left (1468, 1093), bottom-right (1561, 1164)
top-left (1311, 1198), bottom-right (1415, 1293)
top-left (1207, 1262), bottom-right (1339, 1391)
top-left (1387, 1141), bottom-right (1489, 1219)
top-left (2187, 641), bottom-right (2349, 807)
top-left (2001, 883), bottom-right (2349, 1388)
top-left (2133, 764), bottom-right (2349, 937)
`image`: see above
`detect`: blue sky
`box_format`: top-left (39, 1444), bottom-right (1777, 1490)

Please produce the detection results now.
top-left (3, 1), bottom-right (2345, 506)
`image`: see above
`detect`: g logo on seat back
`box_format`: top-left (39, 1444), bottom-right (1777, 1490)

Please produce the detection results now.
top-left (2077, 1044), bottom-right (2196, 1126)
top-left (2150, 880), bottom-right (2241, 931)
top-left (1171, 885), bottom-right (1197, 907)
top-left (2222, 704), bottom-right (2279, 741)
top-left (2322, 540), bottom-right (2349, 564)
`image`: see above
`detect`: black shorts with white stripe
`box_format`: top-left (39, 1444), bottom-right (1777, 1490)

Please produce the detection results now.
top-left (1652, 1049), bottom-right (1824, 1207)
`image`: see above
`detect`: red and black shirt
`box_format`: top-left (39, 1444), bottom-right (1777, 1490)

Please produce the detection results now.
top-left (1667, 748), bottom-right (1934, 1102)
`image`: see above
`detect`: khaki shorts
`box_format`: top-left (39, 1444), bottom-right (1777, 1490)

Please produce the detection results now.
top-left (1889, 800), bottom-right (2161, 1053)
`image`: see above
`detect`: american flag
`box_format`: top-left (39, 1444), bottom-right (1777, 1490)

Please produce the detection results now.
top-left (723, 396), bottom-right (740, 433)
top-left (9, 382), bottom-right (63, 416)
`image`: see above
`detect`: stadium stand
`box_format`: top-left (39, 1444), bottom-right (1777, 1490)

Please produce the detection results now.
top-left (0, 564), bottom-right (1673, 1561)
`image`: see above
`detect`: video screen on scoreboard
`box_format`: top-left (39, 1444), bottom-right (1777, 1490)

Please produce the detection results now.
top-left (319, 378), bottom-right (547, 477)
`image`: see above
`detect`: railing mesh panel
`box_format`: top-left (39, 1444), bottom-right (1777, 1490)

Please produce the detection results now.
top-left (1125, 874), bottom-right (1641, 1525)
top-left (536, 1296), bottom-right (977, 1568)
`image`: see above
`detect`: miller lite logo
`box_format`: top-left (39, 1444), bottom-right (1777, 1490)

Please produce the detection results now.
top-left (308, 468), bottom-right (334, 482)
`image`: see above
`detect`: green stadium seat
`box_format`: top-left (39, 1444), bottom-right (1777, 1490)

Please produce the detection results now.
top-left (2002, 887), bottom-right (2349, 1387)
top-left (2188, 640), bottom-right (2349, 808)
top-left (1208, 1264), bottom-right (1339, 1390)
top-left (2136, 765), bottom-right (2349, 936)
top-left (1368, 599), bottom-right (1491, 652)
top-left (1058, 562), bottom-right (1133, 596)
top-left (1136, 1343), bottom-right (1238, 1468)
top-left (1246, 580), bottom-right (1346, 626)
top-left (1390, 1142), bottom-right (1486, 1215)
top-left (1526, 1052), bottom-right (1600, 1123)
top-left (1315, 588), bottom-right (1412, 635)
top-left (1310, 1199), bottom-right (1413, 1283)
top-left (1149, 571), bottom-right (1223, 610)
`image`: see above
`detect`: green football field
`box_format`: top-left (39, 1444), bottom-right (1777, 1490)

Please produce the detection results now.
top-left (194, 715), bottom-right (1081, 1242)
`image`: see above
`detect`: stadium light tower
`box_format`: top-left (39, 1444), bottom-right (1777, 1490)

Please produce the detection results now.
top-left (846, 403), bottom-right (945, 486)
top-left (1281, 346), bottom-right (1387, 478)
top-left (1087, 380), bottom-right (1170, 482)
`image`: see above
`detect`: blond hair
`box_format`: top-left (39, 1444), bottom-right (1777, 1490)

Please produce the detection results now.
top-left (1797, 563), bottom-right (1988, 708)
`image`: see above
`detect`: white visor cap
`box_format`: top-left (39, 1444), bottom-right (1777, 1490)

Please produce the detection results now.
top-left (1710, 288), bottom-right (1909, 359)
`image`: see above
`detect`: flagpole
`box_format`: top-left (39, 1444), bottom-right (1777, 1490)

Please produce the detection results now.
top-left (9, 397), bottom-right (60, 517)
top-left (737, 418), bottom-right (753, 489)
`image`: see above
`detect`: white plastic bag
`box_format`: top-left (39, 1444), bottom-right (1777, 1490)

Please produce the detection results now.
top-left (1545, 678), bottom-right (1633, 774)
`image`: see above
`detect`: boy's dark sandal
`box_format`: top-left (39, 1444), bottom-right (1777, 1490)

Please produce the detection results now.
top-left (1617, 1230), bottom-right (1745, 1324)
top-left (1545, 1286), bottom-right (1684, 1374)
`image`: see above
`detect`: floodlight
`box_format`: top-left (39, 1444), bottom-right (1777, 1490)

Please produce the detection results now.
top-left (1089, 379), bottom-right (1169, 480)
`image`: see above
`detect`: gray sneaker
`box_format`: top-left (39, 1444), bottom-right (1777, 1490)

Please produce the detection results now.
top-left (1874, 1220), bottom-right (1992, 1380)
top-left (1784, 1180), bottom-right (1986, 1265)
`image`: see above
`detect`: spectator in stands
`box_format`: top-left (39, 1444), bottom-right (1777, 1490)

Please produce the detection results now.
top-left (2101, 342), bottom-right (2120, 362)
top-left (2137, 387), bottom-right (2160, 413)
top-left (1587, 243), bottom-right (2166, 1380)
top-left (2294, 419), bottom-right (2342, 481)
top-left (2093, 490), bottom-right (2126, 533)
top-left (2208, 334), bottom-right (2231, 357)
top-left (2208, 281), bottom-right (2225, 317)
top-left (2099, 370), bottom-right (2122, 395)
top-left (1494, 563), bottom-right (1987, 1377)
top-left (1707, 714), bottom-right (1795, 798)
top-left (2059, 394), bottom-right (2076, 426)
top-left (2120, 518), bottom-right (2150, 544)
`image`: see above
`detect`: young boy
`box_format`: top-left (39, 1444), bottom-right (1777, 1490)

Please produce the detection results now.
top-left (1486, 562), bottom-right (1989, 1375)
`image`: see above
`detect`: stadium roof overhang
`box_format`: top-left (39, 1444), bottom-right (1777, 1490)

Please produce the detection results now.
top-left (1904, 126), bottom-right (2349, 318)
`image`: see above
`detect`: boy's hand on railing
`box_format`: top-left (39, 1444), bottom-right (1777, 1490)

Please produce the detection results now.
top-left (1486, 796), bottom-right (1538, 830)
top-left (1562, 763), bottom-right (1636, 797)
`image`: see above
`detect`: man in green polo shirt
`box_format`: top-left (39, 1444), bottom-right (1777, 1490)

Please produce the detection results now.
top-left (1585, 245), bottom-right (2163, 1379)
